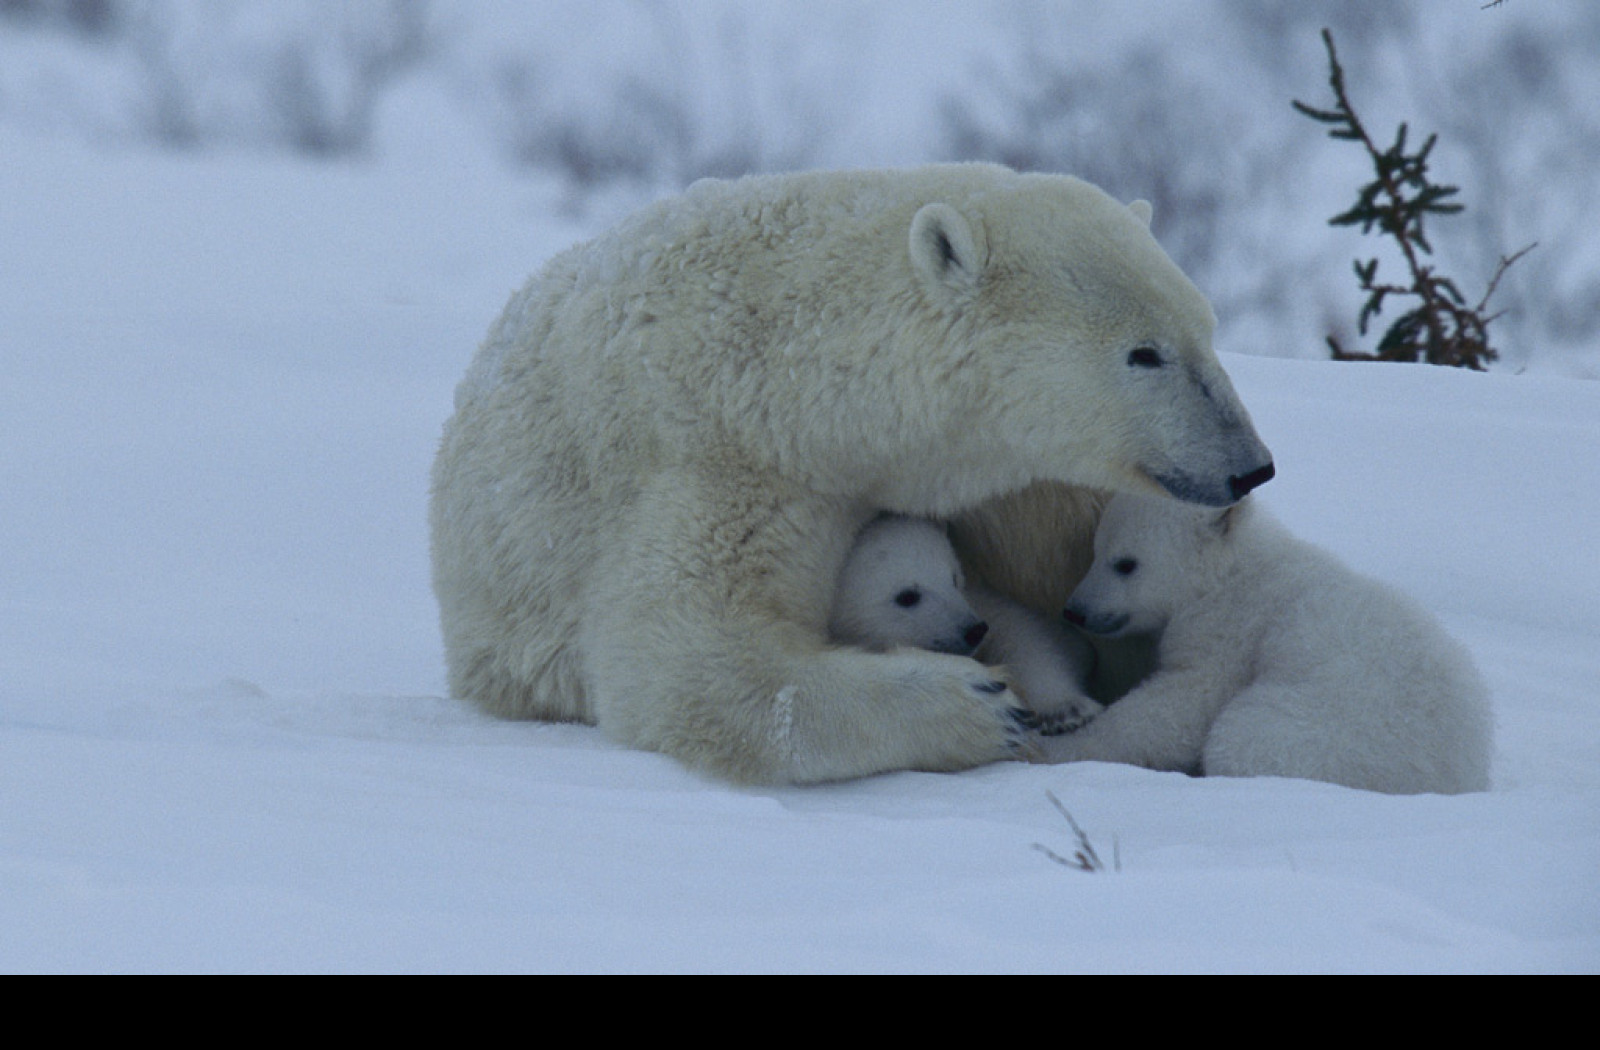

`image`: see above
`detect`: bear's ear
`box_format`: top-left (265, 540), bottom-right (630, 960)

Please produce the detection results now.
top-left (1128, 199), bottom-right (1154, 228)
top-left (909, 203), bottom-right (986, 299)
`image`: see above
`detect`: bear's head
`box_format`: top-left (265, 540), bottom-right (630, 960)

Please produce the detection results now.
top-left (906, 172), bottom-right (1274, 510)
top-left (1063, 492), bottom-right (1243, 636)
top-left (829, 515), bottom-right (989, 657)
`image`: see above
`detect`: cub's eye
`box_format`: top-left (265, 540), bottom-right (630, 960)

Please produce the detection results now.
top-left (1127, 346), bottom-right (1163, 369)
top-left (1113, 558), bottom-right (1138, 576)
top-left (894, 588), bottom-right (922, 608)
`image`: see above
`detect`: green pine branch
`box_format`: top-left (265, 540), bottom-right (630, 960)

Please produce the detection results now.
top-left (1294, 28), bottom-right (1530, 370)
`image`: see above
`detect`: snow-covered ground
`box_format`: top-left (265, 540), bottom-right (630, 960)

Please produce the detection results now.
top-left (3, 10), bottom-right (1598, 971)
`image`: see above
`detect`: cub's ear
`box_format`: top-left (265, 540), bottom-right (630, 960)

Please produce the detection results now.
top-left (1128, 199), bottom-right (1153, 228)
top-left (909, 203), bottom-right (986, 299)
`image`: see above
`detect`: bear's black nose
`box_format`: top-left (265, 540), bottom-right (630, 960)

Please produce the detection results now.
top-left (964, 621), bottom-right (989, 650)
top-left (1229, 461), bottom-right (1275, 500)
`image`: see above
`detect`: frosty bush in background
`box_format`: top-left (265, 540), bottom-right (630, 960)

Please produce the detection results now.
top-left (258, 0), bottom-right (433, 157)
top-left (0, 0), bottom-right (436, 156)
top-left (130, 0), bottom-right (435, 157)
top-left (1417, 18), bottom-right (1600, 361)
top-left (940, 36), bottom-right (1239, 288)
top-left (0, 0), bottom-right (117, 37)
top-left (479, 3), bottom-right (837, 194)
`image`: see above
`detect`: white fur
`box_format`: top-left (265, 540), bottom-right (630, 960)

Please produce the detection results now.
top-left (1047, 494), bottom-right (1493, 794)
top-left (828, 515), bottom-right (985, 657)
top-left (430, 164), bottom-right (1273, 783)
top-left (830, 516), bottom-right (1101, 731)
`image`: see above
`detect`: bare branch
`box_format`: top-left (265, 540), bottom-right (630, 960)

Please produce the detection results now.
top-left (1033, 791), bottom-right (1119, 873)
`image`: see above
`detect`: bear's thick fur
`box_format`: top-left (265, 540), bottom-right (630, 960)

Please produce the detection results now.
top-left (1051, 494), bottom-right (1493, 794)
top-left (829, 514), bottom-right (1101, 733)
top-left (430, 164), bottom-right (1273, 783)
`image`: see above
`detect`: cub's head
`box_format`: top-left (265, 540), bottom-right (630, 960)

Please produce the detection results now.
top-left (905, 170), bottom-right (1274, 509)
top-left (1063, 493), bottom-right (1241, 636)
top-left (829, 515), bottom-right (988, 657)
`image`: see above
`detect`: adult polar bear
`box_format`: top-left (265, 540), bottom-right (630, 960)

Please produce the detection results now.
top-left (430, 164), bottom-right (1274, 784)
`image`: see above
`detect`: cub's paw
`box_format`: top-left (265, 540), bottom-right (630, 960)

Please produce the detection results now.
top-left (1030, 693), bottom-right (1105, 736)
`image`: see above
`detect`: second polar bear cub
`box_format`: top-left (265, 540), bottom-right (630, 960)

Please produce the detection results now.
top-left (831, 515), bottom-right (1101, 733)
top-left (1048, 494), bottom-right (1493, 794)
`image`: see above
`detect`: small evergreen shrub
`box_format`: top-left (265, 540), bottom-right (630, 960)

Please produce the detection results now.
top-left (1294, 28), bottom-right (1530, 370)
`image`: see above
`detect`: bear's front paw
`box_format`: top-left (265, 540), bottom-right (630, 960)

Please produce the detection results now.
top-left (939, 664), bottom-right (1031, 756)
top-left (863, 650), bottom-right (1037, 768)
top-left (972, 677), bottom-right (1041, 757)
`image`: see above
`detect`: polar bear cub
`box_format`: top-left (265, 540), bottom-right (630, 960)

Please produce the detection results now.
top-left (1047, 494), bottom-right (1492, 794)
top-left (830, 515), bottom-right (1102, 733)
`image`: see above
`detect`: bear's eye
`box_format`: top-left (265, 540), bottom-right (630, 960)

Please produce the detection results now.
top-left (1127, 345), bottom-right (1163, 369)
top-left (1113, 557), bottom-right (1139, 576)
top-left (894, 588), bottom-right (922, 608)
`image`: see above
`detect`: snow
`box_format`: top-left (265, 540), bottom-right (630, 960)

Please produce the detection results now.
top-left (3, 11), bottom-right (1599, 973)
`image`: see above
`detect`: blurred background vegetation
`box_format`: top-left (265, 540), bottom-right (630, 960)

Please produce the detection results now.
top-left (3, 0), bottom-right (1595, 374)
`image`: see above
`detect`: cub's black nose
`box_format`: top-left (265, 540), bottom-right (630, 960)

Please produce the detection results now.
top-left (964, 621), bottom-right (989, 650)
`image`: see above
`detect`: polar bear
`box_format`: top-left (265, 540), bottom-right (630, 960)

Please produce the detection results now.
top-left (429, 164), bottom-right (1274, 784)
top-left (1045, 494), bottom-right (1492, 794)
top-left (829, 514), bottom-right (1102, 733)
